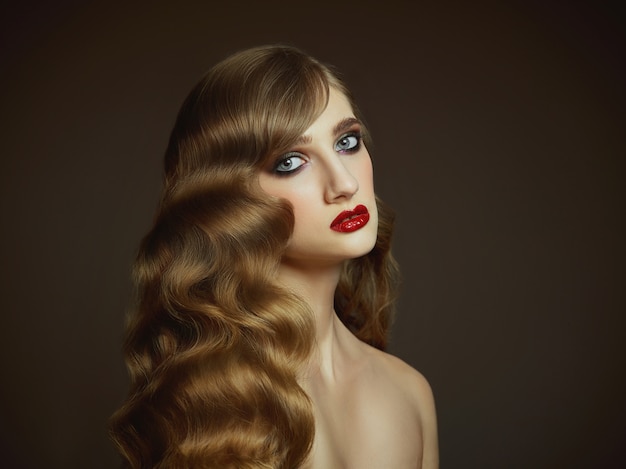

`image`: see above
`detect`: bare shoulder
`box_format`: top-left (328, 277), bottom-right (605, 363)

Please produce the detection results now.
top-left (372, 348), bottom-right (435, 410)
top-left (362, 345), bottom-right (440, 469)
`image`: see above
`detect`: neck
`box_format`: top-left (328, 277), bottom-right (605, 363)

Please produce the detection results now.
top-left (276, 260), bottom-right (351, 378)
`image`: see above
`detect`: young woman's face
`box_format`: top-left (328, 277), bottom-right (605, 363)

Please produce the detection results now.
top-left (259, 88), bottom-right (378, 269)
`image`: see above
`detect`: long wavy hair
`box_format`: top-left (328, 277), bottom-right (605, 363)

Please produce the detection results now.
top-left (110, 45), bottom-right (399, 468)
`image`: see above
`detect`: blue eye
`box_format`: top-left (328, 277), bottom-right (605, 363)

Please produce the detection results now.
top-left (273, 152), bottom-right (306, 175)
top-left (335, 133), bottom-right (361, 152)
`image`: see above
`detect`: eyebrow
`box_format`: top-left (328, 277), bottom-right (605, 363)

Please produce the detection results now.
top-left (295, 117), bottom-right (361, 145)
top-left (333, 117), bottom-right (361, 136)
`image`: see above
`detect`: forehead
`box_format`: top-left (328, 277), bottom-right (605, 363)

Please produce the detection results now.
top-left (302, 88), bottom-right (355, 136)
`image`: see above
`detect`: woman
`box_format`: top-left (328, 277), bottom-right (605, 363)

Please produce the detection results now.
top-left (110, 45), bottom-right (438, 468)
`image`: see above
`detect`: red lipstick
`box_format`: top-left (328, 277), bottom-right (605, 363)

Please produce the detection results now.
top-left (330, 204), bottom-right (370, 233)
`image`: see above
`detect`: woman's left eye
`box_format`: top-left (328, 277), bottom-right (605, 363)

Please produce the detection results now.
top-left (335, 133), bottom-right (361, 152)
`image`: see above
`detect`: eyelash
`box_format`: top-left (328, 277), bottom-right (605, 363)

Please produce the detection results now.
top-left (272, 152), bottom-right (307, 176)
top-left (271, 131), bottom-right (363, 176)
top-left (335, 131), bottom-right (362, 153)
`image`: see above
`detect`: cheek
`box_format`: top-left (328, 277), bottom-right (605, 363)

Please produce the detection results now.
top-left (356, 157), bottom-right (375, 193)
top-left (288, 193), bottom-right (317, 232)
top-left (258, 176), bottom-right (309, 211)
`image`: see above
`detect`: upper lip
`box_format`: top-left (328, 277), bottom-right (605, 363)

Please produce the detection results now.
top-left (331, 204), bottom-right (369, 227)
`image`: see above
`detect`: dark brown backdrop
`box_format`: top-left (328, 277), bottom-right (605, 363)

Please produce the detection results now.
top-left (1, 1), bottom-right (624, 468)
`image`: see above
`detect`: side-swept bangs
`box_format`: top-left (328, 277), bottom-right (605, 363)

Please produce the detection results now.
top-left (164, 46), bottom-right (335, 187)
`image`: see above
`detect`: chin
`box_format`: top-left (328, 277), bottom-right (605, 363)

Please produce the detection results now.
top-left (343, 233), bottom-right (378, 260)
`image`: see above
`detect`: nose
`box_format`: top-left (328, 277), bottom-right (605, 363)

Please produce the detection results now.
top-left (323, 156), bottom-right (359, 203)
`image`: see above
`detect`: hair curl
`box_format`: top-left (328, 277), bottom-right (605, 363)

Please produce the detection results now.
top-left (110, 45), bottom-right (399, 468)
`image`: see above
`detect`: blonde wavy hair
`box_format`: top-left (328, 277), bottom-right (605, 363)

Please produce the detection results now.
top-left (110, 45), bottom-right (399, 468)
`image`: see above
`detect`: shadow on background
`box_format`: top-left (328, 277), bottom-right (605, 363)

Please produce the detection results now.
top-left (0, 1), bottom-right (624, 468)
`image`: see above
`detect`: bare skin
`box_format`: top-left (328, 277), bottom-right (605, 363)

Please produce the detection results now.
top-left (279, 266), bottom-right (438, 469)
top-left (260, 89), bottom-right (439, 468)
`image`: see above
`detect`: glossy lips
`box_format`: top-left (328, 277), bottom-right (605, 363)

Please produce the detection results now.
top-left (330, 204), bottom-right (370, 233)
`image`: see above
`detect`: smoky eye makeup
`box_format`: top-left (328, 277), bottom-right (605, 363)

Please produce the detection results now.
top-left (335, 131), bottom-right (362, 153)
top-left (271, 151), bottom-right (307, 176)
top-left (268, 121), bottom-right (364, 176)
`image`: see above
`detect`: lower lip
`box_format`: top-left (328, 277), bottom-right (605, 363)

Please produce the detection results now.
top-left (331, 206), bottom-right (370, 233)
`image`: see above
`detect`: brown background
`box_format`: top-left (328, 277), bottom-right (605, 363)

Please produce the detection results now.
top-left (1, 1), bottom-right (624, 468)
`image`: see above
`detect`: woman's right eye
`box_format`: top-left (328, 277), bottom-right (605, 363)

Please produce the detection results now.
top-left (273, 152), bottom-right (306, 175)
